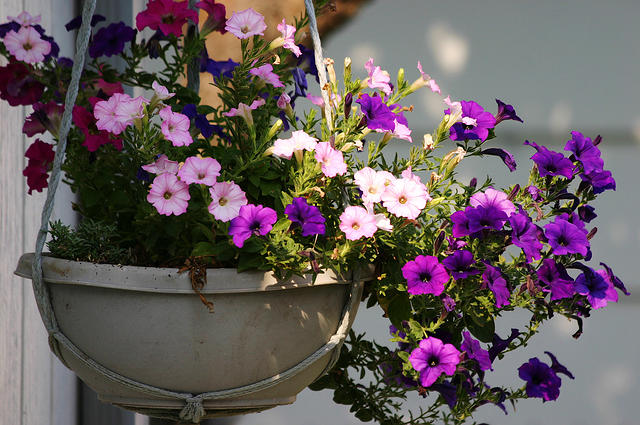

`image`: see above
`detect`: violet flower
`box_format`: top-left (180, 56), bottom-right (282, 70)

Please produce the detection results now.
top-left (442, 250), bottom-right (480, 280)
top-left (481, 147), bottom-right (517, 172)
top-left (544, 217), bottom-right (590, 256)
top-left (564, 131), bottom-right (603, 174)
top-left (483, 264), bottom-right (510, 308)
top-left (356, 93), bottom-right (396, 132)
top-left (449, 100), bottom-right (496, 142)
top-left (466, 206), bottom-right (509, 233)
top-left (284, 197), bottom-right (326, 236)
top-left (409, 337), bottom-right (461, 387)
top-left (203, 58), bottom-right (239, 81)
top-left (575, 267), bottom-right (617, 309)
top-left (228, 204), bottom-right (277, 248)
top-left (537, 259), bottom-right (575, 301)
top-left (402, 255), bottom-right (450, 296)
top-left (461, 331), bottom-right (492, 371)
top-left (89, 22), bottom-right (135, 58)
top-left (494, 99), bottom-right (523, 124)
top-left (518, 357), bottom-right (562, 402)
top-left (509, 210), bottom-right (543, 263)
top-left (489, 328), bottom-right (520, 362)
top-left (524, 140), bottom-right (574, 179)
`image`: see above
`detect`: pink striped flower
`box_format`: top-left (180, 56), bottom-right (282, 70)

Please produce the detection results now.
top-left (224, 9), bottom-right (266, 39)
top-left (314, 142), bottom-right (347, 177)
top-left (382, 177), bottom-right (430, 219)
top-left (94, 93), bottom-right (146, 135)
top-left (249, 64), bottom-right (284, 88)
top-left (339, 206), bottom-right (377, 240)
top-left (147, 173), bottom-right (190, 216)
top-left (4, 26), bottom-right (51, 64)
top-left (177, 156), bottom-right (221, 185)
top-left (277, 19), bottom-right (301, 57)
top-left (159, 106), bottom-right (193, 146)
top-left (142, 154), bottom-right (179, 175)
top-left (208, 181), bottom-right (247, 222)
top-left (272, 130), bottom-right (317, 159)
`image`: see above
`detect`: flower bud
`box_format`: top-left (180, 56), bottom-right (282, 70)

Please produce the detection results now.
top-left (440, 147), bottom-right (466, 174)
top-left (422, 133), bottom-right (434, 150)
top-left (469, 177), bottom-right (477, 189)
top-left (344, 92), bottom-right (353, 119)
top-left (397, 68), bottom-right (405, 86)
top-left (344, 57), bottom-right (352, 84)
top-left (324, 58), bottom-right (337, 89)
top-left (266, 119), bottom-right (283, 141)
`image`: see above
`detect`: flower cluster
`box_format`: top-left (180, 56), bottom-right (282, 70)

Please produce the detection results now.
top-left (0, 2), bottom-right (628, 424)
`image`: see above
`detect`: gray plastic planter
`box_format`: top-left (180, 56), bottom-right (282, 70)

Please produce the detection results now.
top-left (15, 253), bottom-right (367, 419)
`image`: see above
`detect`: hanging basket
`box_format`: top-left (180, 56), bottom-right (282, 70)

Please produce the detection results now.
top-left (15, 253), bottom-right (369, 421)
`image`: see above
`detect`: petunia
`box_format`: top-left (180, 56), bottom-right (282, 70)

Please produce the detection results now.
top-left (402, 255), bottom-right (449, 296)
top-left (544, 217), bottom-right (589, 256)
top-left (509, 210), bottom-right (543, 263)
top-left (142, 154), bottom-right (179, 175)
top-left (461, 331), bottom-right (492, 371)
top-left (577, 205), bottom-right (597, 223)
top-left (203, 58), bottom-right (239, 81)
top-left (449, 100), bottom-right (496, 142)
top-left (272, 130), bottom-right (317, 159)
top-left (518, 357), bottom-right (562, 402)
top-left (381, 177), bottom-right (430, 220)
top-left (249, 63), bottom-right (284, 87)
top-left (23, 101), bottom-right (64, 138)
top-left (356, 93), bottom-right (396, 132)
top-left (466, 205), bottom-right (508, 233)
top-left (364, 58), bottom-right (392, 95)
top-left (416, 61), bottom-right (440, 94)
top-left (23, 139), bottom-right (54, 195)
top-left (488, 329), bottom-right (520, 362)
top-left (64, 13), bottom-right (105, 31)
top-left (409, 337), bottom-right (461, 387)
top-left (8, 11), bottom-right (42, 26)
top-left (291, 67), bottom-right (308, 99)
top-left (4, 26), bottom-right (51, 64)
top-left (574, 267), bottom-right (617, 310)
top-left (314, 142), bottom-right (347, 177)
top-left (470, 188), bottom-right (515, 217)
top-left (276, 19), bottom-right (301, 57)
top-left (338, 206), bottom-right (378, 240)
top-left (146, 173), bottom-right (191, 216)
top-left (224, 8), bottom-right (266, 39)
top-left (537, 259), bottom-right (574, 301)
top-left (228, 204), bottom-right (277, 248)
top-left (196, 0), bottom-right (226, 35)
top-left (581, 168), bottom-right (616, 194)
top-left (524, 140), bottom-right (574, 179)
top-left (89, 22), bottom-right (135, 58)
top-left (152, 81), bottom-right (175, 100)
top-left (284, 197), bottom-right (326, 236)
top-left (564, 131), bottom-right (603, 174)
top-left (442, 250), bottom-right (480, 280)
top-left (450, 208), bottom-right (473, 238)
top-left (354, 167), bottom-right (388, 204)
top-left (494, 99), bottom-right (523, 124)
top-left (158, 106), bottom-right (192, 146)
top-left (483, 264), bottom-right (510, 308)
top-left (136, 0), bottom-right (198, 37)
top-left (94, 93), bottom-right (146, 135)
top-left (208, 181), bottom-right (247, 222)
top-left (223, 98), bottom-right (265, 127)
top-left (481, 147), bottom-right (517, 172)
top-left (73, 105), bottom-right (122, 152)
top-left (177, 156), bottom-right (221, 185)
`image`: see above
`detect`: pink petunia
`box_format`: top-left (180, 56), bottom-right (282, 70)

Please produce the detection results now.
top-left (73, 105), bottom-right (122, 152)
top-left (393, 119), bottom-right (413, 142)
top-left (277, 19), bottom-right (301, 57)
top-left (314, 142), bottom-right (347, 177)
top-left (339, 206), bottom-right (378, 240)
top-left (159, 106), bottom-right (193, 146)
top-left (224, 9), bottom-right (266, 39)
top-left (277, 92), bottom-right (291, 109)
top-left (354, 167), bottom-right (388, 204)
top-left (381, 177), bottom-right (430, 220)
top-left (272, 130), bottom-right (318, 159)
top-left (417, 61), bottom-right (441, 94)
top-left (136, 0), bottom-right (199, 37)
top-left (223, 98), bottom-right (265, 127)
top-left (249, 64), bottom-right (284, 87)
top-left (94, 93), bottom-right (146, 135)
top-left (142, 154), bottom-right (179, 175)
top-left (208, 181), bottom-right (247, 222)
top-left (364, 58), bottom-right (392, 96)
top-left (177, 156), bottom-right (221, 185)
top-left (152, 81), bottom-right (174, 100)
top-left (147, 173), bottom-right (191, 216)
top-left (8, 11), bottom-right (41, 26)
top-left (4, 26), bottom-right (51, 64)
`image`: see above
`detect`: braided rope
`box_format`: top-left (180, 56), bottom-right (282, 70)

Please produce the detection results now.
top-left (29, 1), bottom-right (354, 422)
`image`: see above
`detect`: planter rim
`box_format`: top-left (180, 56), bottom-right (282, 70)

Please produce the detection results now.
top-left (15, 253), bottom-right (372, 294)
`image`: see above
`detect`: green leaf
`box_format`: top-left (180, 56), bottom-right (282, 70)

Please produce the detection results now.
top-left (397, 350), bottom-right (409, 362)
top-left (333, 388), bottom-right (353, 405)
top-left (387, 293), bottom-right (411, 329)
top-left (237, 253), bottom-right (263, 272)
top-left (464, 309), bottom-right (496, 343)
top-left (191, 241), bottom-right (217, 257)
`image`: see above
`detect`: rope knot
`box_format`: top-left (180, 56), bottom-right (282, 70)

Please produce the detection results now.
top-left (179, 396), bottom-right (206, 423)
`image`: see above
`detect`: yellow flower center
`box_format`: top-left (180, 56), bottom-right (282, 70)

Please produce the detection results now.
top-left (352, 223), bottom-right (360, 230)
top-left (163, 191), bottom-right (172, 200)
top-left (219, 197), bottom-right (228, 206)
top-left (399, 196), bottom-right (407, 204)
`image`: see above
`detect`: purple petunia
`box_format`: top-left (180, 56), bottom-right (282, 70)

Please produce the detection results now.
top-left (578, 205), bottom-right (597, 223)
top-left (524, 140), bottom-right (575, 179)
top-left (564, 131), bottom-right (603, 174)
top-left (518, 357), bottom-right (563, 402)
top-left (574, 267), bottom-right (617, 309)
top-left (461, 331), bottom-right (492, 371)
top-left (483, 264), bottom-right (510, 308)
top-left (537, 259), bottom-right (575, 301)
top-left (544, 217), bottom-right (590, 256)
top-left (182, 103), bottom-right (222, 139)
top-left (494, 99), bottom-right (523, 125)
top-left (509, 210), bottom-right (543, 263)
top-left (89, 22), bottom-right (135, 58)
top-left (449, 100), bottom-right (496, 142)
top-left (291, 67), bottom-right (308, 99)
top-left (481, 147), bottom-right (517, 172)
top-left (284, 197), bottom-right (326, 236)
top-left (466, 205), bottom-right (509, 233)
top-left (203, 58), bottom-right (239, 80)
top-left (442, 250), bottom-right (480, 280)
top-left (581, 168), bottom-right (616, 194)
top-left (409, 337), bottom-right (461, 387)
top-left (470, 188), bottom-right (516, 217)
top-left (450, 208), bottom-right (473, 238)
top-left (228, 204), bottom-right (277, 248)
top-left (402, 255), bottom-right (450, 296)
top-left (356, 93), bottom-right (397, 132)
top-left (489, 328), bottom-right (520, 362)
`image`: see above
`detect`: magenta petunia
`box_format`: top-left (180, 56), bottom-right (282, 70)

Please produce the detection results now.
top-left (136, 0), bottom-right (199, 37)
top-left (483, 264), bottom-right (510, 308)
top-left (228, 204), bottom-right (277, 248)
top-left (147, 173), bottom-right (191, 216)
top-left (461, 331), bottom-right (492, 371)
top-left (449, 100), bottom-right (495, 142)
top-left (196, 0), bottom-right (226, 34)
top-left (537, 258), bottom-right (575, 301)
top-left (402, 255), bottom-right (449, 296)
top-left (177, 156), bottom-right (221, 185)
top-left (409, 337), bottom-right (461, 387)
top-left (224, 8), bottom-right (266, 39)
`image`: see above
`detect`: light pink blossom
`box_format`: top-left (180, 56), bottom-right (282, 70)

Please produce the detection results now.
top-left (401, 166), bottom-right (421, 184)
top-left (177, 156), bottom-right (221, 185)
top-left (354, 167), bottom-right (388, 204)
top-left (142, 154), bottom-right (179, 175)
top-left (223, 98), bottom-right (265, 127)
top-left (159, 106), bottom-right (193, 146)
top-left (277, 92), bottom-right (291, 109)
top-left (224, 9), bottom-right (266, 39)
top-left (8, 11), bottom-right (41, 26)
top-left (249, 63), bottom-right (284, 87)
top-left (208, 181), bottom-right (247, 222)
top-left (381, 178), bottom-right (430, 219)
top-left (152, 81), bottom-right (174, 100)
top-left (364, 204), bottom-right (394, 232)
top-left (339, 206), bottom-right (378, 240)
top-left (272, 130), bottom-right (317, 159)
top-left (4, 26), bottom-right (51, 64)
top-left (393, 120), bottom-right (413, 142)
top-left (364, 58), bottom-right (392, 96)
top-left (314, 142), bottom-right (347, 177)
top-left (147, 173), bottom-right (190, 216)
top-left (417, 61), bottom-right (441, 94)
top-left (277, 19), bottom-right (301, 57)
top-left (94, 93), bottom-right (146, 135)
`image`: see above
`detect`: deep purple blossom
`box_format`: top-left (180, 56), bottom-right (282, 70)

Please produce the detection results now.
top-left (544, 217), bottom-right (590, 256)
top-left (545, 351), bottom-right (574, 379)
top-left (402, 255), bottom-right (450, 296)
top-left (89, 22), bottom-right (135, 58)
top-left (481, 147), bottom-right (517, 171)
top-left (489, 328), bottom-right (520, 362)
top-left (284, 197), bottom-right (326, 236)
top-left (575, 267), bottom-right (617, 309)
top-left (409, 337), bottom-right (461, 387)
top-left (431, 381), bottom-right (458, 408)
top-left (296, 43), bottom-right (318, 81)
top-left (461, 331), bottom-right (492, 371)
top-left (441, 294), bottom-right (456, 312)
top-left (564, 131), bottom-right (603, 174)
top-left (65, 13), bottom-right (105, 31)
top-left (483, 264), bottom-right (510, 307)
top-left (578, 205), bottom-right (597, 223)
top-left (509, 211), bottom-right (543, 263)
top-left (537, 259), bottom-right (574, 301)
top-left (600, 262), bottom-right (630, 296)
top-left (291, 67), bottom-right (308, 98)
top-left (204, 58), bottom-right (239, 80)
top-left (356, 93), bottom-right (397, 132)
top-left (182, 104), bottom-right (217, 139)
top-left (526, 185), bottom-right (543, 202)
top-left (449, 100), bottom-right (496, 142)
top-left (0, 22), bottom-right (20, 38)
top-left (518, 357), bottom-right (562, 401)
top-left (524, 140), bottom-right (574, 179)
top-left (466, 206), bottom-right (508, 233)
top-left (581, 168), bottom-right (616, 194)
top-left (450, 208), bottom-right (473, 238)
top-left (494, 99), bottom-right (523, 124)
top-left (442, 250), bottom-right (479, 279)
top-left (228, 204), bottom-right (277, 248)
